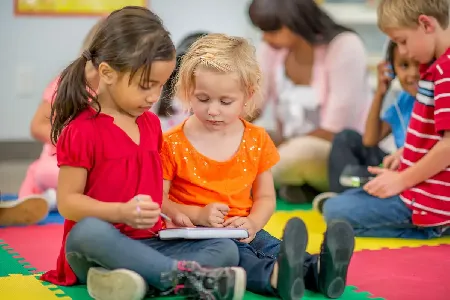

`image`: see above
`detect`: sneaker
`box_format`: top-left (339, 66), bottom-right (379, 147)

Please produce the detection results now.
top-left (87, 267), bottom-right (147, 300)
top-left (318, 220), bottom-right (355, 298)
top-left (312, 192), bottom-right (337, 214)
top-left (42, 188), bottom-right (57, 211)
top-left (279, 185), bottom-right (319, 204)
top-left (277, 217), bottom-right (308, 300)
top-left (166, 261), bottom-right (246, 300)
top-left (0, 195), bottom-right (49, 226)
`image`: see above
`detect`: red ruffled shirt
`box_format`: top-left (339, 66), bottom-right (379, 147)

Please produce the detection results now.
top-left (41, 108), bottom-right (164, 285)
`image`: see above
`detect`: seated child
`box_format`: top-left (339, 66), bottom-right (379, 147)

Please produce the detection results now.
top-left (152, 31), bottom-right (208, 132)
top-left (40, 7), bottom-right (246, 300)
top-left (313, 40), bottom-right (419, 212)
top-left (161, 33), bottom-right (355, 300)
top-left (0, 19), bottom-right (104, 226)
top-left (323, 0), bottom-right (450, 239)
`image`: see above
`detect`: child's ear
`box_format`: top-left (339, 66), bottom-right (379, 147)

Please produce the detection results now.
top-left (418, 15), bottom-right (436, 34)
top-left (98, 62), bottom-right (117, 85)
top-left (247, 87), bottom-right (255, 99)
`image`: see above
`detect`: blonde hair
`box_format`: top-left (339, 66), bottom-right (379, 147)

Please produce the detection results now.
top-left (175, 33), bottom-right (262, 119)
top-left (378, 0), bottom-right (449, 31)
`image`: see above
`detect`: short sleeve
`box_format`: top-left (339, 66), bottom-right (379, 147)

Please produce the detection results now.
top-left (433, 63), bottom-right (450, 133)
top-left (160, 138), bottom-right (177, 180)
top-left (42, 77), bottom-right (59, 104)
top-left (56, 123), bottom-right (94, 170)
top-left (258, 131), bottom-right (280, 174)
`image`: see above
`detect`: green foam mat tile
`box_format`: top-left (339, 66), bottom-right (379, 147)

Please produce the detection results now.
top-left (0, 239), bottom-right (36, 276)
top-left (276, 200), bottom-right (312, 212)
top-left (36, 281), bottom-right (381, 300)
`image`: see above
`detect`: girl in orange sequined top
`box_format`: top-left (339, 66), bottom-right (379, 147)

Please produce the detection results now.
top-left (161, 33), bottom-right (356, 299)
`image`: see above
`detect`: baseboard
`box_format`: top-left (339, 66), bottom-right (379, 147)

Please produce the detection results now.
top-left (0, 141), bottom-right (43, 161)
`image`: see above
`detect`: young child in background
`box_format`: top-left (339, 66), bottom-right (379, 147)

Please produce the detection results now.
top-left (0, 19), bottom-right (104, 227)
top-left (323, 0), bottom-right (450, 239)
top-left (312, 40), bottom-right (419, 212)
top-left (153, 31), bottom-right (208, 132)
top-left (40, 7), bottom-right (246, 300)
top-left (161, 33), bottom-right (355, 300)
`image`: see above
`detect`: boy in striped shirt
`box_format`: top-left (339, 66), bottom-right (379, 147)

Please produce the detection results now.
top-left (323, 0), bottom-right (450, 239)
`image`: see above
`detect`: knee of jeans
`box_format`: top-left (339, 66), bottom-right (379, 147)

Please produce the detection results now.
top-left (322, 197), bottom-right (352, 224)
top-left (66, 217), bottom-right (112, 253)
top-left (334, 129), bottom-right (359, 145)
top-left (213, 239), bottom-right (240, 267)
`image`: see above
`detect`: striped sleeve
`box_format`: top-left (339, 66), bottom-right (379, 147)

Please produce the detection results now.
top-left (434, 62), bottom-right (450, 133)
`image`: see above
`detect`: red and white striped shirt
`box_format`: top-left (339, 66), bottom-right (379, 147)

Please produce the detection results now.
top-left (399, 48), bottom-right (450, 226)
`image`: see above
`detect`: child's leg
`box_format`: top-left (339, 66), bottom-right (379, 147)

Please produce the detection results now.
top-left (328, 130), bottom-right (387, 193)
top-left (316, 220), bottom-right (355, 298)
top-left (0, 161), bottom-right (48, 226)
top-left (34, 153), bottom-right (59, 193)
top-left (323, 188), bottom-right (441, 239)
top-left (235, 218), bottom-right (309, 299)
top-left (66, 217), bottom-right (245, 300)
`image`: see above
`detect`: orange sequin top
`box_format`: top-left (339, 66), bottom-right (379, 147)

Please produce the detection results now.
top-left (161, 119), bottom-right (280, 217)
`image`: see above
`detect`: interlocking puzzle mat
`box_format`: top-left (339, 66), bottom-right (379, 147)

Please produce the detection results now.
top-left (348, 245), bottom-right (450, 300)
top-left (2, 199), bottom-right (450, 299)
top-left (0, 242), bottom-right (378, 300)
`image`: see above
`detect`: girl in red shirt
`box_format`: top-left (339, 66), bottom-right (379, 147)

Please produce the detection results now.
top-left (41, 6), bottom-right (246, 300)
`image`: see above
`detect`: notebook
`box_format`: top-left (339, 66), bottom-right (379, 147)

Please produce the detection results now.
top-left (158, 228), bottom-right (249, 240)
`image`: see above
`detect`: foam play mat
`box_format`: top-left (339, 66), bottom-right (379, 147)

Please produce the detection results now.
top-left (1, 200), bottom-right (450, 299)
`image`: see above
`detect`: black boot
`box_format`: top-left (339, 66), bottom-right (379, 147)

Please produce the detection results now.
top-left (318, 220), bottom-right (355, 298)
top-left (279, 185), bottom-right (320, 204)
top-left (277, 217), bottom-right (308, 300)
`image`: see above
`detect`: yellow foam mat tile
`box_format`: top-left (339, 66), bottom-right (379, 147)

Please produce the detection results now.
top-left (264, 210), bottom-right (450, 253)
top-left (0, 274), bottom-right (71, 300)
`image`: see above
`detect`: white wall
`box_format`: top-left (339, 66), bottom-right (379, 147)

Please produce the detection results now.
top-left (0, 0), bottom-right (259, 141)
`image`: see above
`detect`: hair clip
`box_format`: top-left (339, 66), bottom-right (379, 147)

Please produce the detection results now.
top-left (200, 52), bottom-right (215, 60)
top-left (82, 49), bottom-right (92, 61)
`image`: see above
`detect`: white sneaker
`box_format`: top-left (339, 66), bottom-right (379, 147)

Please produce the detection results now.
top-left (42, 188), bottom-right (57, 211)
top-left (312, 192), bottom-right (337, 214)
top-left (0, 195), bottom-right (49, 226)
top-left (87, 267), bottom-right (147, 300)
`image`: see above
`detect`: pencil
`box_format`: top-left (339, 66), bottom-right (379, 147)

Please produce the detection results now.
top-left (160, 213), bottom-right (172, 222)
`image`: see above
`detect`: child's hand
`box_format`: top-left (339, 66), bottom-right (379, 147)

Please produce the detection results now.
top-left (223, 216), bottom-right (257, 243)
top-left (376, 61), bottom-right (394, 95)
top-left (198, 203), bottom-right (229, 227)
top-left (382, 151), bottom-right (402, 170)
top-left (364, 167), bottom-right (407, 198)
top-left (119, 195), bottom-right (161, 229)
top-left (166, 212), bottom-right (195, 228)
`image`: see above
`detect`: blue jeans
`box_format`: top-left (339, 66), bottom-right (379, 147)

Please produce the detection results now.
top-left (234, 230), bottom-right (319, 296)
top-left (66, 218), bottom-right (240, 291)
top-left (323, 188), bottom-right (446, 239)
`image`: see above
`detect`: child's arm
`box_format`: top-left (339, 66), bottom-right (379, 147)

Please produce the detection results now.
top-left (162, 180), bottom-right (202, 220)
top-left (363, 61), bottom-right (393, 146)
top-left (58, 166), bottom-right (160, 227)
top-left (30, 101), bottom-right (52, 144)
top-left (401, 131), bottom-right (450, 187)
top-left (363, 91), bottom-right (392, 147)
top-left (162, 180), bottom-right (229, 227)
top-left (247, 170), bottom-right (276, 232)
top-left (57, 166), bottom-right (123, 222)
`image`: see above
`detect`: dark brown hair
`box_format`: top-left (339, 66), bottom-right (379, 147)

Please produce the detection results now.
top-left (50, 6), bottom-right (175, 144)
top-left (249, 0), bottom-right (352, 45)
top-left (157, 31), bottom-right (208, 116)
top-left (385, 40), bottom-right (397, 76)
